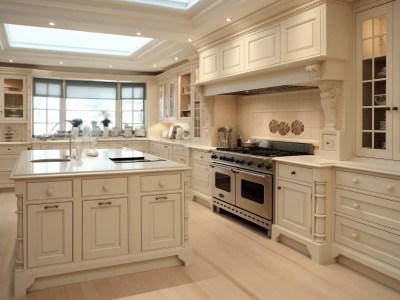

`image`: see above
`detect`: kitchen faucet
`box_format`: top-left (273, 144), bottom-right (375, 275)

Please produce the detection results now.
top-left (47, 120), bottom-right (74, 159)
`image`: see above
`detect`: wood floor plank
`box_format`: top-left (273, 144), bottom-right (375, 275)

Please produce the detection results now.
top-left (0, 191), bottom-right (399, 300)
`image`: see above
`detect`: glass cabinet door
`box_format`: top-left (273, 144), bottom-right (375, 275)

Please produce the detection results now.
top-left (168, 79), bottom-right (176, 119)
top-left (1, 77), bottom-right (26, 121)
top-left (357, 4), bottom-right (393, 159)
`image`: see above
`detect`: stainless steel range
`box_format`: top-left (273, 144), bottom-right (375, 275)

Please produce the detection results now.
top-left (210, 140), bottom-right (314, 237)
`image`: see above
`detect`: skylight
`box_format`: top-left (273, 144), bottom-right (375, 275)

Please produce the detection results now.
top-left (121, 0), bottom-right (200, 10)
top-left (5, 24), bottom-right (152, 56)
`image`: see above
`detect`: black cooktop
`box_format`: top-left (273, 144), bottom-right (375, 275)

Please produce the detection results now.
top-left (215, 147), bottom-right (309, 157)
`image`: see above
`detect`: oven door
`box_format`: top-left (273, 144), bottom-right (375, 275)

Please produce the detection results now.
top-left (211, 164), bottom-right (235, 205)
top-left (235, 169), bottom-right (272, 220)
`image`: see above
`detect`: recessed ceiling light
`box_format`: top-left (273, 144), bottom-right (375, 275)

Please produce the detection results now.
top-left (226, 17), bottom-right (232, 22)
top-left (109, 64), bottom-right (113, 68)
top-left (187, 38), bottom-right (193, 42)
top-left (136, 32), bottom-right (141, 36)
top-left (174, 57), bottom-right (178, 61)
top-left (48, 21), bottom-right (55, 26)
top-left (9, 59), bottom-right (13, 63)
top-left (153, 64), bottom-right (157, 68)
top-left (59, 61), bottom-right (63, 64)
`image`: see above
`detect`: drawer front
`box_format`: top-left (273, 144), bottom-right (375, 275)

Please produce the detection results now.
top-left (173, 146), bottom-right (188, 156)
top-left (335, 189), bottom-right (400, 231)
top-left (150, 142), bottom-right (161, 150)
top-left (0, 154), bottom-right (19, 170)
top-left (192, 150), bottom-right (211, 163)
top-left (277, 163), bottom-right (312, 184)
top-left (0, 145), bottom-right (27, 153)
top-left (335, 216), bottom-right (400, 268)
top-left (172, 154), bottom-right (189, 165)
top-left (336, 170), bottom-right (400, 198)
top-left (82, 177), bottom-right (128, 197)
top-left (141, 173), bottom-right (181, 192)
top-left (27, 181), bottom-right (73, 201)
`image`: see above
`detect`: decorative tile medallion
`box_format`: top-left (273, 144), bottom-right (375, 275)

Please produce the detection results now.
top-left (278, 122), bottom-right (290, 136)
top-left (269, 119), bottom-right (279, 133)
top-left (291, 120), bottom-right (304, 135)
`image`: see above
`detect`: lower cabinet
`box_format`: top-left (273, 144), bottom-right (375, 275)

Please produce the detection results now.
top-left (142, 193), bottom-right (182, 251)
top-left (276, 180), bottom-right (312, 238)
top-left (124, 140), bottom-right (149, 153)
top-left (82, 197), bottom-right (128, 260)
top-left (27, 202), bottom-right (73, 267)
top-left (191, 149), bottom-right (212, 206)
top-left (0, 144), bottom-right (29, 188)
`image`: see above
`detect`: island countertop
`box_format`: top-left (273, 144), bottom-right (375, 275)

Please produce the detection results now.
top-left (11, 148), bottom-right (191, 179)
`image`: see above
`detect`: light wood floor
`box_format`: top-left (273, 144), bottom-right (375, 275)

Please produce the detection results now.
top-left (1, 191), bottom-right (399, 300)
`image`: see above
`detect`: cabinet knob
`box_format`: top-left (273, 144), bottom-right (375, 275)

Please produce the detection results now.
top-left (103, 184), bottom-right (109, 191)
top-left (386, 184), bottom-right (394, 191)
top-left (351, 178), bottom-right (359, 184)
top-left (277, 186), bottom-right (282, 190)
top-left (393, 107), bottom-right (399, 111)
top-left (351, 233), bottom-right (358, 239)
top-left (159, 181), bottom-right (165, 188)
top-left (46, 188), bottom-right (53, 196)
top-left (352, 203), bottom-right (360, 209)
top-left (386, 107), bottom-right (391, 111)
top-left (290, 171), bottom-right (296, 175)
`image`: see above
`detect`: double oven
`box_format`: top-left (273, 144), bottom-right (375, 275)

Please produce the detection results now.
top-left (210, 141), bottom-right (314, 237)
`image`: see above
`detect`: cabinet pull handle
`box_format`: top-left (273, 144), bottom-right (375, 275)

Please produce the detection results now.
top-left (386, 184), bottom-right (394, 191)
top-left (218, 193), bottom-right (225, 198)
top-left (351, 233), bottom-right (358, 239)
top-left (44, 205), bottom-right (59, 209)
top-left (277, 186), bottom-right (282, 190)
top-left (98, 201), bottom-right (112, 206)
top-left (155, 196), bottom-right (167, 200)
top-left (393, 107), bottom-right (399, 111)
top-left (352, 203), bottom-right (360, 209)
top-left (351, 178), bottom-right (359, 184)
top-left (290, 171), bottom-right (296, 175)
top-left (386, 107), bottom-right (391, 111)
top-left (46, 188), bottom-right (53, 196)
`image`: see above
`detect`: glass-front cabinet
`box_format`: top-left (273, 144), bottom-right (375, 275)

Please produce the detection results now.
top-left (158, 77), bottom-right (177, 121)
top-left (0, 75), bottom-right (26, 122)
top-left (356, 3), bottom-right (397, 159)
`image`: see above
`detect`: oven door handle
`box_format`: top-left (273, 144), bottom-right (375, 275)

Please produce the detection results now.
top-left (237, 169), bottom-right (271, 179)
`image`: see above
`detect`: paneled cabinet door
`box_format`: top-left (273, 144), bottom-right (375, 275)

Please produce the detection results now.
top-left (276, 180), bottom-right (312, 238)
top-left (82, 198), bottom-right (128, 260)
top-left (142, 193), bottom-right (182, 251)
top-left (219, 39), bottom-right (244, 76)
top-left (0, 75), bottom-right (26, 121)
top-left (199, 47), bottom-right (219, 82)
top-left (27, 202), bottom-right (73, 267)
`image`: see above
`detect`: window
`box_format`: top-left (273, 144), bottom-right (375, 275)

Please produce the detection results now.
top-left (32, 78), bottom-right (146, 137)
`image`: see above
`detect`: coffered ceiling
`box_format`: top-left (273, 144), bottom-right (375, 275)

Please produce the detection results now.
top-left (0, 0), bottom-right (281, 74)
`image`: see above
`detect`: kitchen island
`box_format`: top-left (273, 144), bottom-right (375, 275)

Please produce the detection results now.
top-left (10, 148), bottom-right (192, 296)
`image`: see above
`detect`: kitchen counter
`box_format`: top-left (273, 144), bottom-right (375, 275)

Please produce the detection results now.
top-left (12, 148), bottom-right (192, 296)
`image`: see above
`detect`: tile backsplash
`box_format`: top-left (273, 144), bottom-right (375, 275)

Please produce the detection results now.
top-left (236, 88), bottom-right (322, 142)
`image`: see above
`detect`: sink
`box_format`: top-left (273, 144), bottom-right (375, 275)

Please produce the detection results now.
top-left (31, 158), bottom-right (71, 163)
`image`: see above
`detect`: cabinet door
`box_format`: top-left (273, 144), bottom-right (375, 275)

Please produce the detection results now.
top-left (142, 193), bottom-right (182, 251)
top-left (0, 75), bottom-right (26, 121)
top-left (192, 161), bottom-right (211, 196)
top-left (27, 202), bottom-right (73, 267)
top-left (281, 6), bottom-right (321, 62)
top-left (158, 83), bottom-right (165, 121)
top-left (199, 47), bottom-right (219, 81)
top-left (393, 0), bottom-right (400, 160)
top-left (82, 198), bottom-right (128, 260)
top-left (219, 40), bottom-right (244, 76)
top-left (161, 144), bottom-right (172, 160)
top-left (244, 26), bottom-right (280, 71)
top-left (356, 3), bottom-right (393, 159)
top-left (167, 78), bottom-right (177, 119)
top-left (276, 180), bottom-right (312, 238)
top-left (124, 141), bottom-right (149, 153)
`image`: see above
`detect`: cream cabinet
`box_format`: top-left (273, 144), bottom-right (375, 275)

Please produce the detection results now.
top-left (82, 197), bottom-right (128, 259)
top-left (355, 2), bottom-right (400, 160)
top-left (178, 72), bottom-right (191, 120)
top-left (96, 140), bottom-right (124, 149)
top-left (123, 140), bottom-right (149, 153)
top-left (0, 144), bottom-right (28, 188)
top-left (142, 193), bottom-right (182, 251)
top-left (172, 145), bottom-right (189, 165)
top-left (27, 202), bottom-right (73, 267)
top-left (0, 75), bottom-right (27, 122)
top-left (191, 149), bottom-right (212, 207)
top-left (149, 141), bottom-right (162, 157)
top-left (272, 161), bottom-right (333, 264)
top-left (332, 169), bottom-right (400, 280)
top-left (158, 77), bottom-right (177, 121)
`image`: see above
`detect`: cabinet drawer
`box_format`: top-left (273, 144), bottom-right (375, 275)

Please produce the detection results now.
top-left (27, 181), bottom-right (73, 201)
top-left (141, 173), bottom-right (181, 192)
top-left (335, 189), bottom-right (400, 231)
top-left (0, 145), bottom-right (27, 153)
top-left (336, 170), bottom-right (400, 198)
top-left (192, 150), bottom-right (211, 163)
top-left (335, 216), bottom-right (400, 268)
top-left (82, 177), bottom-right (128, 197)
top-left (0, 154), bottom-right (18, 170)
top-left (173, 145), bottom-right (188, 156)
top-left (277, 163), bottom-right (312, 184)
top-left (173, 154), bottom-right (189, 165)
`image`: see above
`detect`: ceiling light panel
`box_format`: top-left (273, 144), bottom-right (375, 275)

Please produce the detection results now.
top-left (5, 24), bottom-right (152, 56)
top-left (120, 0), bottom-right (200, 10)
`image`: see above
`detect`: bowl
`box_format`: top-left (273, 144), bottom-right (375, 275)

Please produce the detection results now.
top-left (374, 95), bottom-right (386, 105)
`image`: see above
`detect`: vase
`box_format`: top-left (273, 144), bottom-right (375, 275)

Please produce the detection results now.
top-left (103, 127), bottom-right (109, 137)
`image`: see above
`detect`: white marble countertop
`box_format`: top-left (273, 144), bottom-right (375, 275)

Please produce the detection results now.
top-left (11, 148), bottom-right (191, 180)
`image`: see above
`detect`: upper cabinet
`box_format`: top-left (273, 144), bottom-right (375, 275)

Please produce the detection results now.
top-left (158, 77), bottom-right (177, 122)
top-left (356, 2), bottom-right (399, 160)
top-left (178, 72), bottom-right (191, 120)
top-left (198, 3), bottom-right (351, 83)
top-left (0, 75), bottom-right (27, 122)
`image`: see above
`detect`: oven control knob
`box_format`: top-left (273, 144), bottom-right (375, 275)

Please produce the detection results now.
top-left (220, 156), bottom-right (226, 161)
top-left (257, 163), bottom-right (265, 168)
top-left (265, 164), bottom-right (272, 169)
top-left (211, 154), bottom-right (218, 159)
top-left (247, 161), bottom-right (253, 166)
top-left (235, 159), bottom-right (241, 164)
top-left (229, 157), bottom-right (235, 162)
top-left (240, 160), bottom-right (246, 165)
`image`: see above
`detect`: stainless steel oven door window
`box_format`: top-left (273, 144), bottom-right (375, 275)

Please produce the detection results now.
top-left (211, 165), bottom-right (235, 205)
top-left (235, 170), bottom-right (272, 220)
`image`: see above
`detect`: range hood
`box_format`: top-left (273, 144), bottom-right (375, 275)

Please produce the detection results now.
top-left (221, 85), bottom-right (318, 96)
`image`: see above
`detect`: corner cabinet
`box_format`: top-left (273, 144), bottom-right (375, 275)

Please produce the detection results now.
top-left (356, 2), bottom-right (400, 160)
top-left (0, 75), bottom-right (27, 122)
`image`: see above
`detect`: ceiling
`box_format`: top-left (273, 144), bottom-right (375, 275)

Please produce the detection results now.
top-left (0, 0), bottom-right (281, 74)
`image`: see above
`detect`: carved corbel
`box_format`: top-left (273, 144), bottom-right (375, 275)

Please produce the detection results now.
top-left (305, 62), bottom-right (322, 80)
top-left (319, 81), bottom-right (340, 131)
top-left (203, 95), bottom-right (214, 127)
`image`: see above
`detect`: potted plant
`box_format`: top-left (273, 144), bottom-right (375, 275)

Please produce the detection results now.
top-left (70, 118), bottom-right (83, 139)
top-left (100, 118), bottom-right (111, 137)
